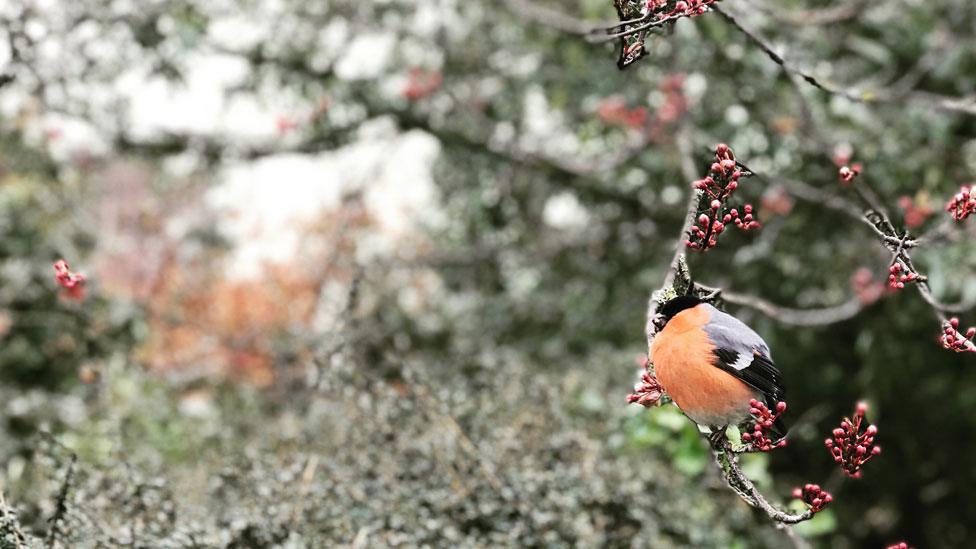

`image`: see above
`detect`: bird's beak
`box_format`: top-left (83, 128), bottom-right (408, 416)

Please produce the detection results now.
top-left (652, 313), bottom-right (666, 333)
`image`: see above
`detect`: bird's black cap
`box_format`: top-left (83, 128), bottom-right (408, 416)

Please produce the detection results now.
top-left (656, 295), bottom-right (703, 326)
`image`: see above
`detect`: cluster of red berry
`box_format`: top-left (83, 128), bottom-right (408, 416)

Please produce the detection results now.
top-left (53, 259), bottom-right (87, 301)
top-left (898, 195), bottom-right (933, 229)
top-left (626, 369), bottom-right (665, 408)
top-left (838, 164), bottom-right (860, 184)
top-left (941, 317), bottom-right (976, 353)
top-left (886, 262), bottom-right (918, 289)
top-left (596, 96), bottom-right (649, 130)
top-left (792, 483), bottom-right (832, 513)
top-left (825, 402), bottom-right (881, 478)
top-left (686, 144), bottom-right (760, 251)
top-left (945, 184), bottom-right (975, 221)
top-left (741, 399), bottom-right (787, 452)
top-left (644, 0), bottom-right (713, 16)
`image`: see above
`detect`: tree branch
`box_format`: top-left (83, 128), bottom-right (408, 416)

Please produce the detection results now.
top-left (722, 291), bottom-right (864, 326)
top-left (0, 492), bottom-right (28, 549)
top-left (710, 439), bottom-right (814, 525)
top-left (713, 5), bottom-right (976, 116)
top-left (44, 452), bottom-right (77, 549)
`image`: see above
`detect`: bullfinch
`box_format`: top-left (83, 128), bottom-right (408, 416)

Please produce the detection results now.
top-left (650, 295), bottom-right (787, 439)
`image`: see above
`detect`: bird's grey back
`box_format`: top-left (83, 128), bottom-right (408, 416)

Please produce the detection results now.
top-left (701, 304), bottom-right (772, 367)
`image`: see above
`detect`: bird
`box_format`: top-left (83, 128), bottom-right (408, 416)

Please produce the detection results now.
top-left (649, 294), bottom-right (787, 442)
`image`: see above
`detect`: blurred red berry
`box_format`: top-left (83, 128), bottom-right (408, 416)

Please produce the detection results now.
top-left (53, 259), bottom-right (88, 302)
top-left (851, 267), bottom-right (884, 305)
top-left (403, 68), bottom-right (443, 100)
top-left (832, 143), bottom-right (853, 167)
top-left (945, 184), bottom-right (976, 222)
top-left (839, 164), bottom-right (861, 185)
top-left (596, 96), bottom-right (649, 130)
top-left (898, 195), bottom-right (933, 229)
top-left (275, 116), bottom-right (299, 136)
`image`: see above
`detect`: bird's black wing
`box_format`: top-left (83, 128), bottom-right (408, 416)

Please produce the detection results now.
top-left (711, 348), bottom-right (786, 407)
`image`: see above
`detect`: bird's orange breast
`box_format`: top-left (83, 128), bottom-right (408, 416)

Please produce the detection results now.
top-left (650, 305), bottom-right (756, 427)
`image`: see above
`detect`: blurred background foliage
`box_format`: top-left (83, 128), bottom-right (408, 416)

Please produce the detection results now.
top-left (1, 0), bottom-right (975, 547)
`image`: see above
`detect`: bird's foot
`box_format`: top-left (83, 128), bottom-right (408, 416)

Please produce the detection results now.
top-left (707, 428), bottom-right (730, 450)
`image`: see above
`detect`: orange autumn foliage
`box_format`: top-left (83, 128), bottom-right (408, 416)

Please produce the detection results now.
top-left (137, 195), bottom-right (372, 386)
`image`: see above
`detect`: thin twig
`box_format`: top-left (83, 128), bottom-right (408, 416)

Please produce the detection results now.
top-left (753, 0), bottom-right (878, 26)
top-left (713, 5), bottom-right (976, 116)
top-left (45, 453), bottom-right (77, 549)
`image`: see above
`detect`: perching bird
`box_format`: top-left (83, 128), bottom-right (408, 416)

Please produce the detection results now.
top-left (650, 294), bottom-right (787, 439)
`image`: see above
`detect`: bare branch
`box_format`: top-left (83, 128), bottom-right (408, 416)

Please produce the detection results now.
top-left (722, 291), bottom-right (864, 326)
